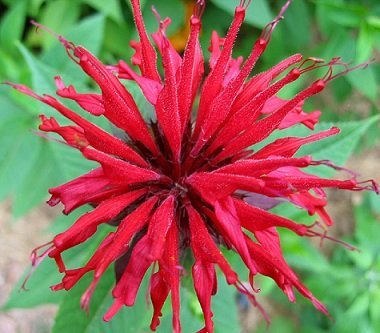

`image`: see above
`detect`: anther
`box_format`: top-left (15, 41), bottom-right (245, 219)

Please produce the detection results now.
top-left (194, 0), bottom-right (206, 18)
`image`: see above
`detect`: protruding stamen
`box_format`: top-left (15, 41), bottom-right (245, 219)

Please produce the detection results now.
top-left (323, 58), bottom-right (374, 82)
top-left (354, 179), bottom-right (380, 194)
top-left (260, 0), bottom-right (292, 42)
top-left (305, 223), bottom-right (358, 251)
top-left (32, 130), bottom-right (67, 146)
top-left (235, 281), bottom-right (270, 326)
top-left (30, 20), bottom-right (79, 64)
top-left (311, 160), bottom-right (359, 178)
top-left (21, 241), bottom-right (54, 291)
top-left (194, 0), bottom-right (206, 18)
top-left (151, 6), bottom-right (170, 49)
top-left (239, 0), bottom-right (252, 9)
top-left (298, 57), bottom-right (325, 74)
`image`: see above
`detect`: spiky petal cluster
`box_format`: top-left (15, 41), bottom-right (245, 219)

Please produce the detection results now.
top-left (7, 0), bottom-right (378, 332)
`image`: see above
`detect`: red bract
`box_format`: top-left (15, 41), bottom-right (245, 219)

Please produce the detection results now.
top-left (6, 0), bottom-right (379, 332)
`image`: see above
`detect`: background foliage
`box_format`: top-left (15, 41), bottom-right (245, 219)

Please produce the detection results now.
top-left (0, 0), bottom-right (379, 332)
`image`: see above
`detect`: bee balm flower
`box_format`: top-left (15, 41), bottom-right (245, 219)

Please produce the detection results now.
top-left (7, 0), bottom-right (378, 332)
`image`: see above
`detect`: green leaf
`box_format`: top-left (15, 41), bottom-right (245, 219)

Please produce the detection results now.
top-left (41, 14), bottom-right (105, 82)
top-left (4, 254), bottom-right (65, 309)
top-left (0, 120), bottom-right (42, 204)
top-left (11, 140), bottom-right (95, 217)
top-left (17, 43), bottom-right (59, 105)
top-left (213, 277), bottom-right (241, 333)
top-left (298, 116), bottom-right (379, 176)
top-left (210, 0), bottom-right (273, 28)
top-left (52, 269), bottom-right (150, 333)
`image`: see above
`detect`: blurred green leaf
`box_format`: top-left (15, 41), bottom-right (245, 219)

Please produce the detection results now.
top-left (315, 0), bottom-right (367, 28)
top-left (367, 15), bottom-right (380, 29)
top-left (346, 65), bottom-right (378, 102)
top-left (282, 0), bottom-right (311, 48)
top-left (0, 1), bottom-right (27, 55)
top-left (357, 22), bottom-right (375, 63)
top-left (213, 277), bottom-right (241, 333)
top-left (82, 0), bottom-right (123, 23)
top-left (38, 0), bottom-right (81, 50)
top-left (142, 0), bottom-right (185, 36)
top-left (210, 0), bottom-right (273, 28)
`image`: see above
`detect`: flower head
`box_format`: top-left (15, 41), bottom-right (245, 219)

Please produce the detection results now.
top-left (7, 0), bottom-right (378, 332)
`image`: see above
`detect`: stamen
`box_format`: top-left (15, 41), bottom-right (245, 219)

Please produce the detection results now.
top-left (151, 6), bottom-right (170, 48)
top-left (305, 222), bottom-right (358, 251)
top-left (354, 179), bottom-right (380, 194)
top-left (21, 241), bottom-right (54, 291)
top-left (260, 0), bottom-right (292, 42)
top-left (194, 0), bottom-right (206, 18)
top-left (311, 160), bottom-right (359, 178)
top-left (297, 57), bottom-right (325, 74)
top-left (30, 20), bottom-right (79, 64)
top-left (33, 130), bottom-right (68, 146)
top-left (239, 0), bottom-right (252, 9)
top-left (235, 281), bottom-right (270, 326)
top-left (323, 58), bottom-right (374, 82)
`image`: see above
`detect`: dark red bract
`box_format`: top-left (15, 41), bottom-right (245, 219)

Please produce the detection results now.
top-left (7, 0), bottom-right (378, 332)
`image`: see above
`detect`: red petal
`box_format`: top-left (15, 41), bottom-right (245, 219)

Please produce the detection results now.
top-left (48, 168), bottom-right (111, 214)
top-left (118, 60), bottom-right (163, 105)
top-left (112, 235), bottom-right (153, 306)
top-left (187, 172), bottom-right (264, 204)
top-left (73, 46), bottom-right (159, 154)
top-left (7, 83), bottom-right (148, 166)
top-left (212, 80), bottom-right (326, 163)
top-left (205, 67), bottom-right (302, 155)
top-left (233, 198), bottom-right (308, 235)
top-left (252, 127), bottom-right (340, 159)
top-left (187, 204), bottom-right (238, 285)
top-left (148, 196), bottom-right (175, 260)
top-left (159, 223), bottom-right (181, 333)
top-left (39, 115), bottom-right (89, 149)
top-left (214, 156), bottom-right (311, 177)
top-left (55, 76), bottom-right (104, 116)
top-left (51, 189), bottom-right (147, 253)
top-left (150, 271), bottom-right (170, 331)
top-left (154, 35), bottom-right (182, 162)
top-left (214, 197), bottom-right (257, 274)
top-left (82, 147), bottom-right (161, 185)
top-left (130, 0), bottom-right (161, 81)
top-left (177, 15), bottom-right (204, 136)
top-left (233, 54), bottom-right (302, 110)
top-left (192, 261), bottom-right (216, 333)
top-left (245, 236), bottom-right (329, 315)
top-left (193, 6), bottom-right (246, 141)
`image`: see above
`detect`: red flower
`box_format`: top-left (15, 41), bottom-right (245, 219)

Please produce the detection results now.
top-left (6, 0), bottom-right (378, 332)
